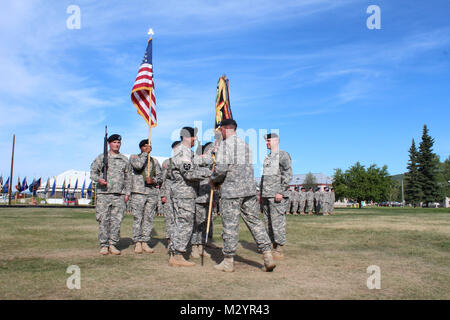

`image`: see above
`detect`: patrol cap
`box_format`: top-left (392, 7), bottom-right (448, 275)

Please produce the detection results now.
top-left (180, 127), bottom-right (198, 138)
top-left (171, 141), bottom-right (181, 149)
top-left (139, 139), bottom-right (150, 148)
top-left (108, 134), bottom-right (121, 143)
top-left (264, 132), bottom-right (279, 140)
top-left (219, 119), bottom-right (237, 128)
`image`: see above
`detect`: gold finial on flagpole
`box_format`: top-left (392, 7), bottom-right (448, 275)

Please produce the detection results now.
top-left (148, 28), bottom-right (154, 41)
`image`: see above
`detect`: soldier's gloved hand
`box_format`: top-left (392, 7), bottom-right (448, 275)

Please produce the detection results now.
top-left (275, 193), bottom-right (283, 202)
top-left (161, 196), bottom-right (167, 204)
top-left (124, 195), bottom-right (129, 203)
top-left (98, 179), bottom-right (107, 187)
top-left (146, 177), bottom-right (155, 185)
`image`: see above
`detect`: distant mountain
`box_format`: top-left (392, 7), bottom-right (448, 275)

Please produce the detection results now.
top-left (390, 173), bottom-right (405, 182)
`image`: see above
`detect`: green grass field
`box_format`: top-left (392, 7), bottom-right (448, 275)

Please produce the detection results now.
top-left (0, 207), bottom-right (449, 300)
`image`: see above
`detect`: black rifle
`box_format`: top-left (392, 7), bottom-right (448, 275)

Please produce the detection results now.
top-left (103, 126), bottom-right (108, 181)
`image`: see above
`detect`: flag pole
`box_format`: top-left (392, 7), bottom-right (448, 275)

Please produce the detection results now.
top-left (147, 28), bottom-right (154, 177)
top-left (8, 134), bottom-right (15, 206)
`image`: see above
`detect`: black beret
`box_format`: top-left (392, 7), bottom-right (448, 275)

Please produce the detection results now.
top-left (139, 139), bottom-right (149, 148)
top-left (301, 187), bottom-right (306, 190)
top-left (264, 132), bottom-right (279, 140)
top-left (219, 118), bottom-right (237, 128)
top-left (180, 127), bottom-right (198, 138)
top-left (171, 141), bottom-right (181, 149)
top-left (108, 134), bottom-right (121, 143)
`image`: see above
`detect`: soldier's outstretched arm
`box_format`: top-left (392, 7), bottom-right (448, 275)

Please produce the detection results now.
top-left (179, 160), bottom-right (212, 182)
top-left (129, 152), bottom-right (147, 170)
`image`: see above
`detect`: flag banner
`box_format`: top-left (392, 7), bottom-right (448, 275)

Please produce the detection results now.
top-left (215, 75), bottom-right (233, 129)
top-left (62, 178), bottom-right (66, 198)
top-left (131, 37), bottom-right (157, 127)
top-left (72, 179), bottom-right (78, 197)
top-left (45, 178), bottom-right (50, 194)
top-left (16, 177), bottom-right (22, 192)
top-left (80, 180), bottom-right (86, 198)
top-left (28, 178), bottom-right (36, 193)
top-left (33, 178), bottom-right (41, 195)
top-left (87, 181), bottom-right (93, 198)
top-left (3, 177), bottom-right (10, 193)
top-left (50, 178), bottom-right (56, 197)
top-left (21, 177), bottom-right (27, 192)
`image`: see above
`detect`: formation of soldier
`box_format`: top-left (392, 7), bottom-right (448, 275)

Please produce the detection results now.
top-left (89, 119), bottom-right (296, 272)
top-left (289, 186), bottom-right (335, 215)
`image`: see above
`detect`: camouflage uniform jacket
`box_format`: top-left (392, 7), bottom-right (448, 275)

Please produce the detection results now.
top-left (314, 191), bottom-right (321, 202)
top-left (90, 152), bottom-right (131, 195)
top-left (170, 143), bottom-right (212, 199)
top-left (299, 191), bottom-right (306, 202)
top-left (260, 149), bottom-right (292, 198)
top-left (306, 190), bottom-right (314, 201)
top-left (129, 152), bottom-right (162, 196)
top-left (160, 158), bottom-right (174, 199)
top-left (211, 134), bottom-right (257, 199)
top-left (330, 191), bottom-right (336, 204)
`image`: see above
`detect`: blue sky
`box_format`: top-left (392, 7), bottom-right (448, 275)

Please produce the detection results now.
top-left (0, 0), bottom-right (449, 182)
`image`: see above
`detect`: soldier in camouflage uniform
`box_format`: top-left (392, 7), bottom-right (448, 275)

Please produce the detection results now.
top-left (167, 127), bottom-right (212, 267)
top-left (306, 187), bottom-right (314, 215)
top-left (160, 141), bottom-right (181, 246)
top-left (90, 134), bottom-right (131, 255)
top-left (314, 187), bottom-right (322, 215)
top-left (129, 139), bottom-right (162, 254)
top-left (328, 188), bottom-right (336, 214)
top-left (190, 142), bottom-right (215, 258)
top-left (290, 188), bottom-right (299, 215)
top-left (259, 132), bottom-right (293, 260)
top-left (298, 187), bottom-right (307, 215)
top-left (210, 119), bottom-right (275, 273)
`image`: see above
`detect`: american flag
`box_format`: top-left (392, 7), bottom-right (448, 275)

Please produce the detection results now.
top-left (131, 37), bottom-right (157, 127)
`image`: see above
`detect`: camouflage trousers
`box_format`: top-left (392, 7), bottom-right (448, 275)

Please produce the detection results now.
top-left (160, 196), bottom-right (175, 240)
top-left (96, 193), bottom-right (125, 247)
top-left (191, 202), bottom-right (217, 245)
top-left (290, 200), bottom-right (299, 213)
top-left (261, 197), bottom-right (288, 246)
top-left (168, 197), bottom-right (195, 254)
top-left (298, 200), bottom-right (306, 213)
top-left (220, 196), bottom-right (272, 256)
top-left (130, 193), bottom-right (158, 243)
top-left (306, 200), bottom-right (314, 213)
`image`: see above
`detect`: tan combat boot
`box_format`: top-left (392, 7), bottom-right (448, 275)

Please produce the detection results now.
top-left (214, 256), bottom-right (234, 272)
top-left (141, 242), bottom-right (154, 253)
top-left (169, 254), bottom-right (196, 267)
top-left (262, 250), bottom-right (276, 272)
top-left (100, 246), bottom-right (109, 255)
top-left (134, 242), bottom-right (143, 254)
top-left (198, 245), bottom-right (211, 258)
top-left (272, 245), bottom-right (284, 260)
top-left (190, 245), bottom-right (200, 258)
top-left (109, 245), bottom-right (121, 255)
top-left (300, 211), bottom-right (306, 215)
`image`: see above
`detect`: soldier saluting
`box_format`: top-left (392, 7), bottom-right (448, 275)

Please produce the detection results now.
top-left (90, 134), bottom-right (131, 255)
top-left (259, 132), bottom-right (293, 259)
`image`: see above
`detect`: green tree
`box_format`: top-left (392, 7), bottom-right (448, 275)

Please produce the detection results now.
top-left (404, 139), bottom-right (422, 206)
top-left (417, 125), bottom-right (441, 206)
top-left (332, 168), bottom-right (347, 201)
top-left (303, 172), bottom-right (317, 190)
top-left (443, 156), bottom-right (450, 197)
top-left (333, 162), bottom-right (392, 207)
